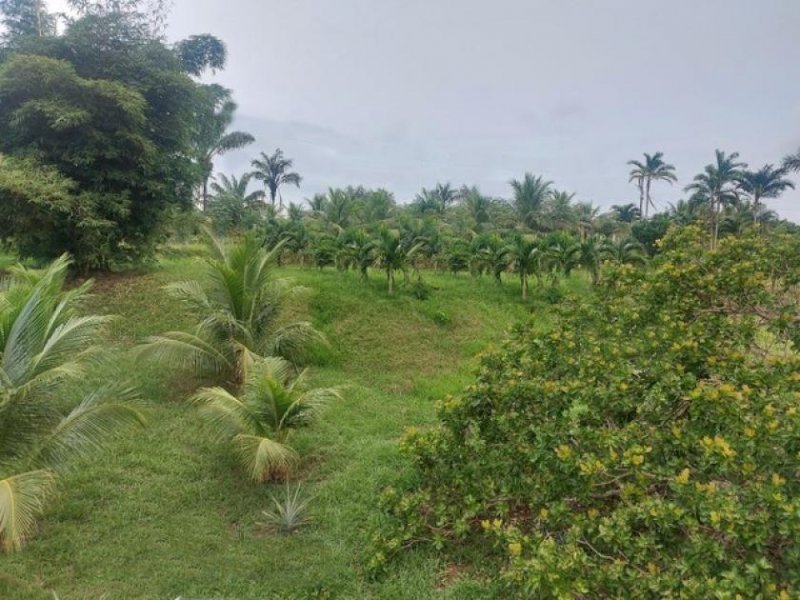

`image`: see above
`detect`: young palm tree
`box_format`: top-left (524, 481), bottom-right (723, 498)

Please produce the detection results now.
top-left (473, 234), bottom-right (510, 285)
top-left (510, 173), bottom-right (553, 230)
top-left (544, 237), bottom-right (581, 284)
top-left (251, 148), bottom-right (302, 210)
top-left (191, 357), bottom-right (340, 482)
top-left (0, 256), bottom-right (145, 552)
top-left (193, 85), bottom-right (255, 212)
top-left (684, 150), bottom-right (747, 248)
top-left (738, 165), bottom-right (795, 223)
top-left (628, 152), bottom-right (677, 218)
top-left (375, 228), bottom-right (422, 294)
top-left (606, 238), bottom-right (647, 266)
top-left (207, 173), bottom-right (267, 233)
top-left (543, 190), bottom-right (576, 231)
top-left (506, 234), bottom-right (541, 300)
top-left (342, 229), bottom-right (376, 281)
top-left (578, 235), bottom-right (611, 285)
top-left (573, 202), bottom-right (599, 241)
top-left (137, 233), bottom-right (323, 383)
top-left (459, 185), bottom-right (492, 230)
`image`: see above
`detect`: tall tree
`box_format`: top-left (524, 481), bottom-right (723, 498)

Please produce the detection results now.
top-left (510, 173), bottom-right (553, 230)
top-left (738, 165), bottom-right (795, 223)
top-left (684, 150), bottom-right (747, 248)
top-left (251, 148), bottom-right (302, 210)
top-left (610, 203), bottom-right (641, 223)
top-left (628, 152), bottom-right (677, 218)
top-left (0, 0), bottom-right (53, 40)
top-left (193, 85), bottom-right (254, 212)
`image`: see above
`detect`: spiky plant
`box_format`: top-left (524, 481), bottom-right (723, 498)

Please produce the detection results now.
top-left (0, 256), bottom-right (145, 552)
top-left (506, 234), bottom-right (542, 300)
top-left (190, 357), bottom-right (340, 482)
top-left (137, 233), bottom-right (324, 384)
top-left (259, 483), bottom-right (313, 534)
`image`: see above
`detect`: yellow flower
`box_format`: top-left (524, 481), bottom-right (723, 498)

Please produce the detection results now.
top-left (492, 519), bottom-right (503, 530)
top-left (480, 520), bottom-right (491, 530)
top-left (675, 468), bottom-right (690, 485)
top-left (646, 562), bottom-right (659, 575)
top-left (631, 454), bottom-right (644, 466)
top-left (555, 445), bottom-right (573, 460)
top-left (587, 508), bottom-right (599, 519)
top-left (772, 473), bottom-right (787, 487)
top-left (508, 542), bottom-right (522, 557)
top-left (744, 427), bottom-right (756, 438)
top-left (539, 508), bottom-right (549, 519)
top-left (710, 511), bottom-right (721, 525)
top-left (777, 591), bottom-right (790, 600)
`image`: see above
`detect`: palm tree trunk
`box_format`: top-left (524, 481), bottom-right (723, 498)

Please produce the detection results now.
top-left (387, 269), bottom-right (394, 294)
top-left (521, 273), bottom-right (528, 300)
top-left (202, 177), bottom-right (209, 212)
top-left (638, 181), bottom-right (644, 219)
top-left (753, 193), bottom-right (760, 225)
top-left (645, 178), bottom-right (652, 219)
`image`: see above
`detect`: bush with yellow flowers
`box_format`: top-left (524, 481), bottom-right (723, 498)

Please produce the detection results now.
top-left (374, 227), bottom-right (800, 597)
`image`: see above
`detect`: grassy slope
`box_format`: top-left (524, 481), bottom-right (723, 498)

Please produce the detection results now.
top-left (1, 256), bottom-right (586, 599)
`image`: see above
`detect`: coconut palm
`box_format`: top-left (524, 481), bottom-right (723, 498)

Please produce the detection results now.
top-left (738, 165), bottom-right (795, 223)
top-left (251, 149), bottom-right (302, 210)
top-left (459, 185), bottom-right (492, 230)
top-left (628, 152), bottom-right (677, 218)
top-left (472, 234), bottom-right (510, 284)
top-left (544, 236), bottom-right (581, 284)
top-left (577, 235), bottom-right (611, 285)
top-left (191, 357), bottom-right (340, 482)
top-left (510, 174), bottom-right (553, 230)
top-left (137, 233), bottom-right (323, 384)
top-left (506, 234), bottom-right (542, 299)
top-left (543, 190), bottom-right (576, 231)
top-left (193, 85), bottom-right (255, 212)
top-left (573, 202), bottom-right (600, 241)
top-left (0, 256), bottom-right (145, 552)
top-left (684, 150), bottom-right (747, 248)
top-left (343, 229), bottom-right (376, 281)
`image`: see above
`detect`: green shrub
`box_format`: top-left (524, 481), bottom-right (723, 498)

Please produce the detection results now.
top-left (375, 227), bottom-right (800, 597)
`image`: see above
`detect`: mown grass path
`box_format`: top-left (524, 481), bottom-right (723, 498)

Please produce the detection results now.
top-left (1, 257), bottom-right (579, 599)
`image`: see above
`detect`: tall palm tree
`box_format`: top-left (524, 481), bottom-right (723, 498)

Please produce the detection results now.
top-left (209, 173), bottom-right (265, 206)
top-left (137, 233), bottom-right (323, 384)
top-left (191, 357), bottom-right (340, 482)
top-left (544, 190), bottom-right (576, 231)
top-left (684, 150), bottom-right (747, 248)
top-left (193, 85), bottom-right (255, 212)
top-left (0, 256), bottom-right (145, 552)
top-left (459, 185), bottom-right (492, 230)
top-left (739, 165), bottom-right (795, 223)
top-left (783, 149), bottom-right (800, 173)
top-left (251, 149), bottom-right (302, 210)
top-left (510, 174), bottom-right (553, 230)
top-left (628, 152), bottom-right (677, 218)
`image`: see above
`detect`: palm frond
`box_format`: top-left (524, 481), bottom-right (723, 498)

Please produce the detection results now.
top-left (0, 469), bottom-right (56, 553)
top-left (232, 434), bottom-right (298, 482)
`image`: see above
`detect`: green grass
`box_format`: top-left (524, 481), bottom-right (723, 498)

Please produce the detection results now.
top-left (0, 256), bottom-right (587, 599)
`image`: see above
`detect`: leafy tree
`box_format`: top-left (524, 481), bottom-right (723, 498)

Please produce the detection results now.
top-left (0, 12), bottom-right (218, 270)
top-left (510, 173), bottom-right (553, 230)
top-left (376, 228), bottom-right (800, 597)
top-left (190, 357), bottom-right (340, 482)
top-left (0, 0), bottom-right (54, 40)
top-left (631, 213), bottom-right (672, 255)
top-left (0, 256), bottom-right (145, 552)
top-left (684, 150), bottom-right (747, 248)
top-left (192, 85), bottom-right (255, 212)
top-left (251, 148), bottom-right (302, 210)
top-left (738, 164), bottom-right (795, 223)
top-left (137, 234), bottom-right (323, 384)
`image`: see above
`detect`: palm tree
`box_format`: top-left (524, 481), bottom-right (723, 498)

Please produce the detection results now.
top-left (459, 185), bottom-right (492, 230)
top-left (684, 150), bottom-right (747, 248)
top-left (207, 173), bottom-right (267, 233)
top-left (510, 174), bottom-right (553, 230)
top-left (0, 256), bottom-right (145, 552)
top-left (340, 229), bottom-right (376, 280)
top-left (193, 85), bottom-right (255, 212)
top-left (251, 149), bottom-right (302, 210)
top-left (578, 235), bottom-right (611, 285)
top-left (738, 165), bottom-right (795, 223)
top-left (783, 149), bottom-right (800, 173)
top-left (323, 188), bottom-right (354, 230)
top-left (611, 203), bottom-right (641, 223)
top-left (544, 236), bottom-right (581, 284)
top-left (606, 238), bottom-right (647, 266)
top-left (628, 152), bottom-right (677, 218)
top-left (375, 228), bottom-right (422, 294)
top-left (412, 183), bottom-right (456, 218)
top-left (573, 202), bottom-right (600, 241)
top-left (543, 190), bottom-right (576, 231)
top-left (506, 234), bottom-right (541, 300)
top-left (137, 233), bottom-right (323, 384)
top-left (191, 357), bottom-right (340, 482)
top-left (473, 234), bottom-right (510, 284)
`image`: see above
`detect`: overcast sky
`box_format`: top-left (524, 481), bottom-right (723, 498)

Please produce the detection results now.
top-left (55, 0), bottom-right (800, 219)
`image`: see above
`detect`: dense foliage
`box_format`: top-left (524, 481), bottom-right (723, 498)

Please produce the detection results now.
top-left (0, 3), bottom-right (231, 271)
top-left (375, 227), bottom-right (800, 597)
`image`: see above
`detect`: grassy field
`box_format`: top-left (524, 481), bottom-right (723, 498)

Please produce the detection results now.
top-left (0, 254), bottom-right (587, 599)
